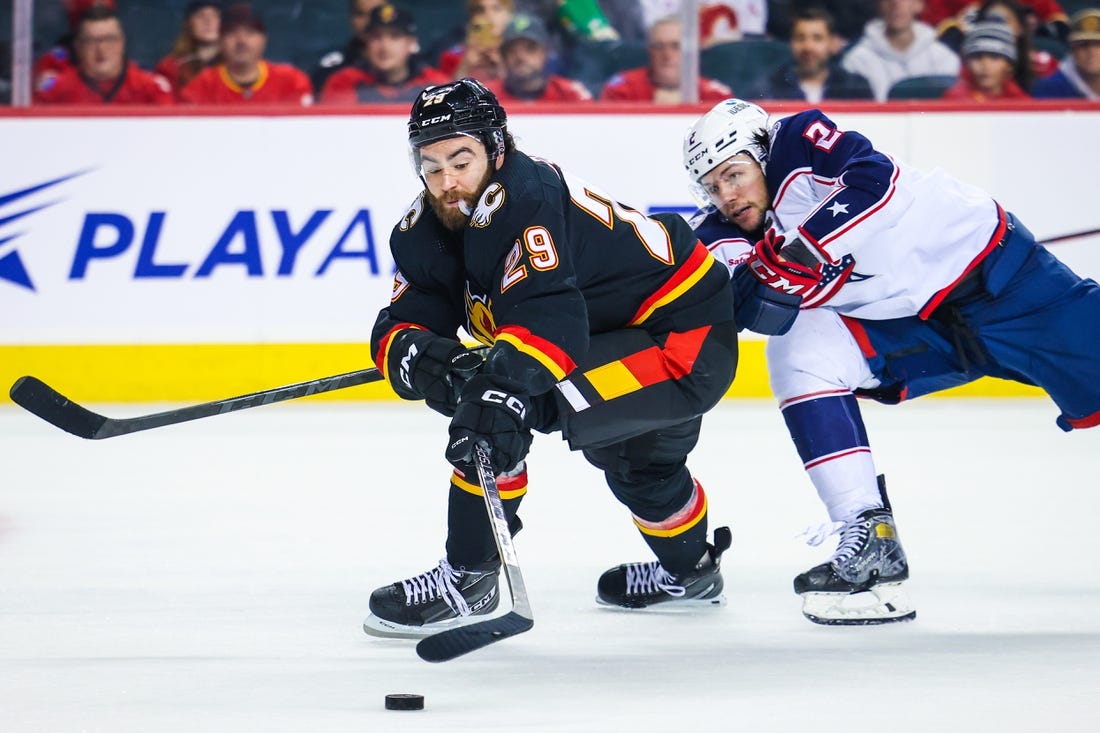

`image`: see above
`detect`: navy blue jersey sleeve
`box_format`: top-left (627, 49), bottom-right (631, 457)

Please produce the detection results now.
top-left (770, 109), bottom-right (904, 249)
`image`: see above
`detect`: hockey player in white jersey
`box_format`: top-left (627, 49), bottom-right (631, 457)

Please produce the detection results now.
top-left (683, 99), bottom-right (1100, 625)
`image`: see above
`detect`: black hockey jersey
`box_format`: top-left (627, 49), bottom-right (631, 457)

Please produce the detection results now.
top-left (372, 150), bottom-right (727, 397)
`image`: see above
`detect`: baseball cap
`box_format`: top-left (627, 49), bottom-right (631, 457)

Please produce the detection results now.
top-left (962, 19), bottom-right (1017, 62)
top-left (366, 4), bottom-right (417, 36)
top-left (1069, 9), bottom-right (1100, 43)
top-left (502, 13), bottom-right (550, 47)
top-left (220, 3), bottom-right (265, 35)
top-left (64, 0), bottom-right (117, 29)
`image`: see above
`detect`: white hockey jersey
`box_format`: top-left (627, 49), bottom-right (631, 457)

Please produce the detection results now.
top-left (693, 109), bottom-right (1007, 321)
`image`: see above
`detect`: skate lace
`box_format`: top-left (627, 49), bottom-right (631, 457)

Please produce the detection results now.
top-left (798, 518), bottom-right (870, 564)
top-left (625, 561), bottom-right (685, 597)
top-left (401, 559), bottom-right (472, 616)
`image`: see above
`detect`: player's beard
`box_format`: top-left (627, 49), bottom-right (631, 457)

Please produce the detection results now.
top-left (427, 167), bottom-right (494, 232)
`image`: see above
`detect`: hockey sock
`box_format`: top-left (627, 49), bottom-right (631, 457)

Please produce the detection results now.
top-left (781, 392), bottom-right (882, 522)
top-left (445, 465), bottom-right (527, 568)
top-left (633, 477), bottom-right (709, 576)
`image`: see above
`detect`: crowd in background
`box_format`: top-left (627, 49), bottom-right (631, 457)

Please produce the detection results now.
top-left (9, 0), bottom-right (1100, 106)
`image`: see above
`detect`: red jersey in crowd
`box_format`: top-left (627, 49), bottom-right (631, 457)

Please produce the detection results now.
top-left (34, 61), bottom-right (174, 104)
top-left (921, 0), bottom-right (1069, 28)
top-left (320, 65), bottom-right (449, 104)
top-left (180, 62), bottom-right (313, 105)
top-left (599, 67), bottom-right (732, 102)
top-left (485, 76), bottom-right (592, 103)
top-left (942, 67), bottom-right (1030, 101)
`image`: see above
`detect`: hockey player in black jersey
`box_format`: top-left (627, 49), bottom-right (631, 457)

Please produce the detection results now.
top-left (363, 79), bottom-right (738, 638)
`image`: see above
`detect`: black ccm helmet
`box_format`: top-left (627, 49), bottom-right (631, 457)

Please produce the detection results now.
top-left (408, 78), bottom-right (508, 168)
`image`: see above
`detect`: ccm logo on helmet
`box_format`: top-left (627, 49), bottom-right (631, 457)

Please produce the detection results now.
top-left (481, 389), bottom-right (527, 420)
top-left (420, 114), bottom-right (452, 126)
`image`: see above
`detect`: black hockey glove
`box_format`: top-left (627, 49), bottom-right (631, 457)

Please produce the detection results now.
top-left (746, 229), bottom-right (823, 297)
top-left (387, 330), bottom-right (483, 417)
top-left (730, 263), bottom-right (802, 336)
top-left (445, 375), bottom-right (533, 474)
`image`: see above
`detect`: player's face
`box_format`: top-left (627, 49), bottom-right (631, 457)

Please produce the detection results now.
top-left (188, 7), bottom-right (221, 44)
top-left (221, 26), bottom-right (266, 68)
top-left (965, 53), bottom-right (1013, 94)
top-left (700, 153), bottom-right (770, 233)
top-left (419, 136), bottom-right (496, 231)
top-left (74, 18), bottom-right (126, 82)
top-left (791, 19), bottom-right (832, 76)
top-left (366, 29), bottom-right (415, 75)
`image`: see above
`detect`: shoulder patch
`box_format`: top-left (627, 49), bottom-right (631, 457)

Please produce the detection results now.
top-left (399, 192), bottom-right (425, 232)
top-left (470, 182), bottom-right (506, 229)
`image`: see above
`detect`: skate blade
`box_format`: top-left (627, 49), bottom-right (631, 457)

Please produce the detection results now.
top-left (800, 582), bottom-right (916, 626)
top-left (595, 593), bottom-right (727, 611)
top-left (363, 609), bottom-right (506, 640)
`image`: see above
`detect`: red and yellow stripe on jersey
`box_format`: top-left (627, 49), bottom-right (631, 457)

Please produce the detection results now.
top-left (633, 479), bottom-right (707, 537)
top-left (494, 325), bottom-right (577, 381)
top-left (451, 466), bottom-right (529, 500)
top-left (373, 323), bottom-right (424, 383)
top-left (556, 325), bottom-right (711, 409)
top-left (629, 242), bottom-right (717, 326)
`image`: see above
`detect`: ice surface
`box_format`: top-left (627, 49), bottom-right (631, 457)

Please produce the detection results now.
top-left (2, 399), bottom-right (1097, 732)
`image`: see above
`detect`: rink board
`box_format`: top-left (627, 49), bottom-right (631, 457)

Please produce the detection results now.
top-left (1, 104), bottom-right (1095, 402)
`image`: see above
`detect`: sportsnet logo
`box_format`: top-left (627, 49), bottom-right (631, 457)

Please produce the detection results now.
top-left (0, 170), bottom-right (87, 291)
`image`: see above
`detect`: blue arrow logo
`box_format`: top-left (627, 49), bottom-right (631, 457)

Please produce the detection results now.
top-left (0, 170), bottom-right (89, 291)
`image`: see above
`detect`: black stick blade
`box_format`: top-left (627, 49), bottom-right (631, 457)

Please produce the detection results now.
top-left (9, 376), bottom-right (107, 439)
top-left (415, 612), bottom-right (533, 663)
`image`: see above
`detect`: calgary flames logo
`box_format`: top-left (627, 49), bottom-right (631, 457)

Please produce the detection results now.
top-left (470, 182), bottom-right (505, 228)
top-left (464, 285), bottom-right (496, 346)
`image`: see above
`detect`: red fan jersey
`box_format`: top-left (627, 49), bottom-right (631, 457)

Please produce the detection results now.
top-left (599, 67), bottom-right (732, 102)
top-left (180, 61), bottom-right (313, 105)
top-left (320, 65), bottom-right (449, 104)
top-left (485, 75), bottom-right (593, 103)
top-left (34, 61), bottom-right (174, 105)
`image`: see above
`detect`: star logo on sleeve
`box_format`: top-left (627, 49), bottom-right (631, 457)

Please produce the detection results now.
top-left (826, 200), bottom-right (849, 217)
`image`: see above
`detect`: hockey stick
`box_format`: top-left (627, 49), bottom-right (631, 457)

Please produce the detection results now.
top-left (1040, 227), bottom-right (1100, 246)
top-left (8, 367), bottom-right (383, 440)
top-left (416, 442), bottom-right (534, 662)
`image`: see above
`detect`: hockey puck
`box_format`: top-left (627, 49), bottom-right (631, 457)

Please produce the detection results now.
top-left (385, 693), bottom-right (425, 711)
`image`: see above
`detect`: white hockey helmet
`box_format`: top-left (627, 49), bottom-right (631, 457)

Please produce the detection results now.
top-left (683, 99), bottom-right (770, 205)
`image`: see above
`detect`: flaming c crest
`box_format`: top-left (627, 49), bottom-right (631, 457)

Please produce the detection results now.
top-left (464, 286), bottom-right (496, 346)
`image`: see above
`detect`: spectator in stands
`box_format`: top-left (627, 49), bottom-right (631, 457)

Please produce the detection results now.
top-left (767, 0), bottom-right (877, 42)
top-left (437, 0), bottom-right (513, 81)
top-left (749, 6), bottom-right (874, 100)
top-left (321, 4), bottom-right (448, 104)
top-left (156, 1), bottom-right (222, 94)
top-left (600, 15), bottom-right (732, 102)
top-left (1032, 7), bottom-right (1100, 98)
top-left (943, 17), bottom-right (1030, 98)
top-left (929, 2), bottom-right (1057, 88)
top-left (311, 0), bottom-right (383, 93)
top-left (841, 0), bottom-right (961, 101)
top-left (33, 0), bottom-right (117, 90)
top-left (34, 5), bottom-right (174, 105)
top-left (922, 0), bottom-right (1071, 46)
top-left (485, 13), bottom-right (593, 101)
top-left (180, 3), bottom-right (313, 105)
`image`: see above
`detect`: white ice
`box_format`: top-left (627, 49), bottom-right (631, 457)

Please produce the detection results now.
top-left (2, 398), bottom-right (1097, 732)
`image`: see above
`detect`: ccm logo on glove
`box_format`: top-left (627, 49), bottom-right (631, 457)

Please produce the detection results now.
top-left (481, 389), bottom-right (528, 420)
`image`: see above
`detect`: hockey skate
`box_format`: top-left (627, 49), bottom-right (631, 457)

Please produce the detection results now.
top-left (794, 476), bottom-right (915, 625)
top-left (363, 557), bottom-right (502, 639)
top-left (596, 527), bottom-right (732, 609)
